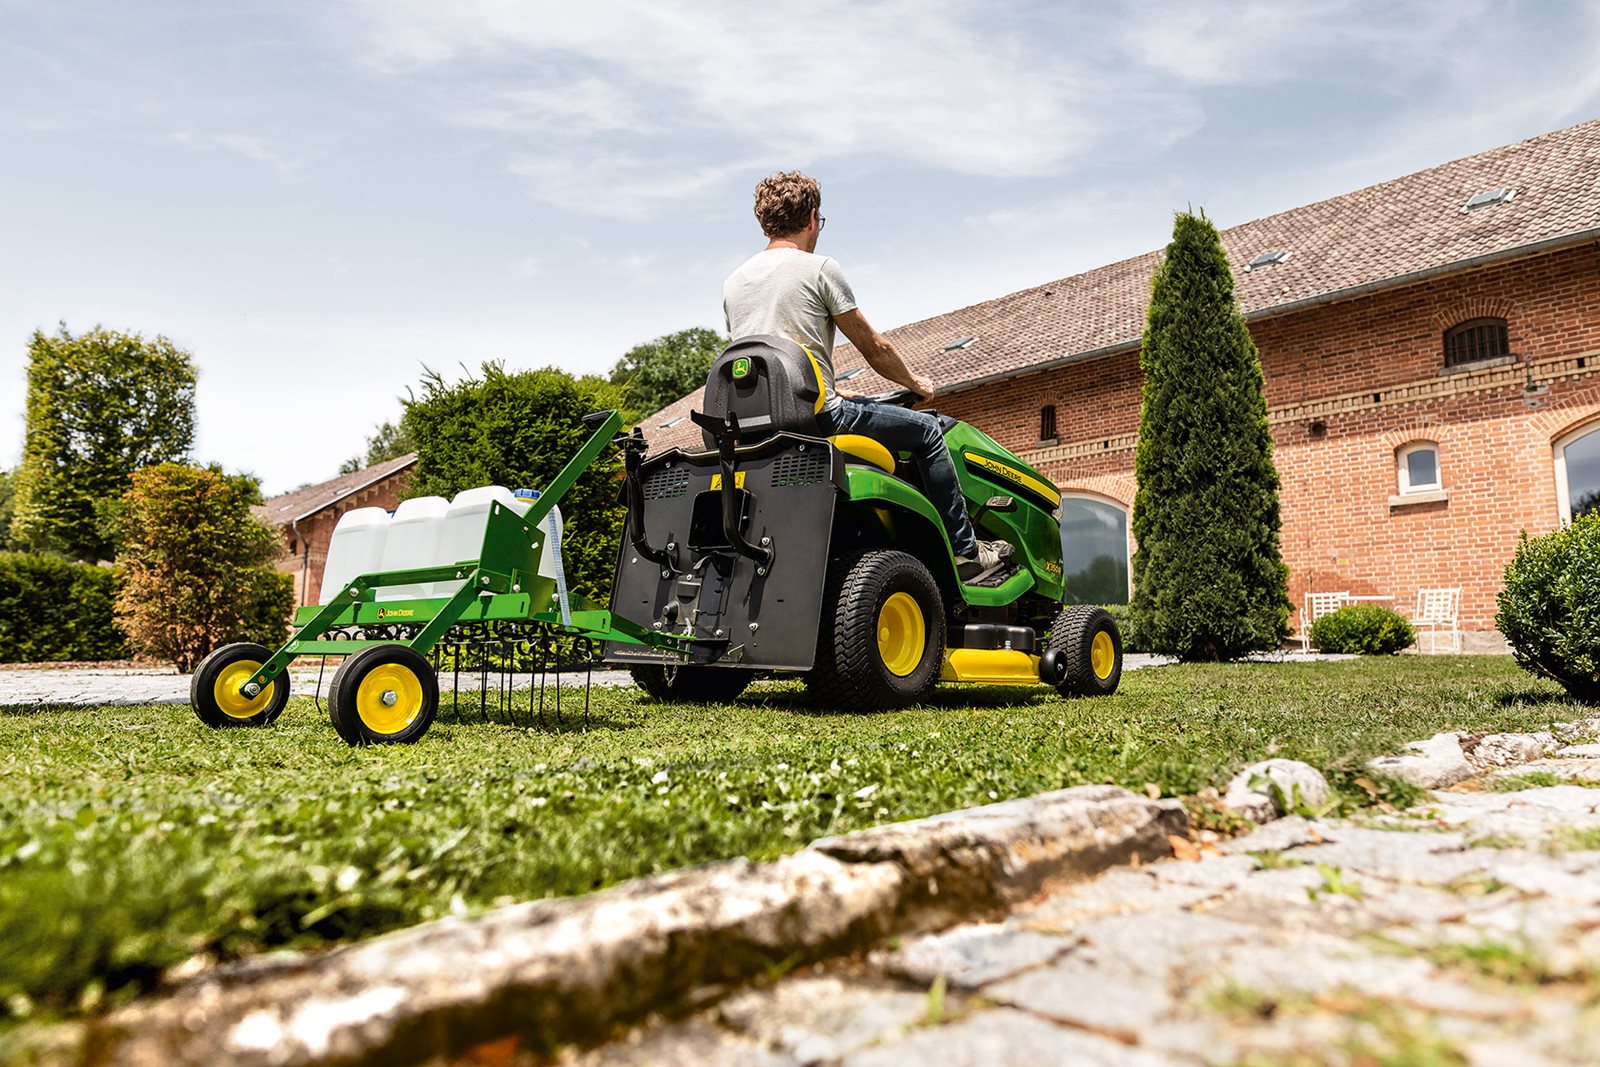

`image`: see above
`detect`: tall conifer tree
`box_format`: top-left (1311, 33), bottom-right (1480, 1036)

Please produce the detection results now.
top-left (1129, 213), bottom-right (1290, 660)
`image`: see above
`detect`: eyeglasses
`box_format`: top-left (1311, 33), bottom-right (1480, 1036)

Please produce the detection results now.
top-left (816, 212), bottom-right (826, 231)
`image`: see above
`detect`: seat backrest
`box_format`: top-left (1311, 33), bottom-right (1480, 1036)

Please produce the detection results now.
top-left (701, 335), bottom-right (825, 448)
top-left (1414, 587), bottom-right (1461, 622)
top-left (1305, 591), bottom-right (1350, 622)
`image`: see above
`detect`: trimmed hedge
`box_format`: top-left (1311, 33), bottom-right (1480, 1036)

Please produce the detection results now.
top-left (1497, 513), bottom-right (1600, 703)
top-left (1309, 604), bottom-right (1415, 655)
top-left (0, 552), bottom-right (128, 663)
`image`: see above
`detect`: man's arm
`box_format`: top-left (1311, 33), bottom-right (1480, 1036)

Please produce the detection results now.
top-left (834, 308), bottom-right (935, 399)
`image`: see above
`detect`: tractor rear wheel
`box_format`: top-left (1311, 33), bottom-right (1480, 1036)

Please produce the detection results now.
top-left (629, 664), bottom-right (753, 703)
top-left (328, 644), bottom-right (439, 745)
top-left (806, 549), bottom-right (945, 711)
top-left (191, 642), bottom-right (290, 728)
top-left (1047, 605), bottom-right (1122, 697)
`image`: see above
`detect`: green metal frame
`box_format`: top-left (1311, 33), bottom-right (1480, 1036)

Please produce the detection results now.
top-left (237, 411), bottom-right (691, 700)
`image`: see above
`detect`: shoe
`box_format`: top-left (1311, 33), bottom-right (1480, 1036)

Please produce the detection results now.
top-left (956, 539), bottom-right (1014, 584)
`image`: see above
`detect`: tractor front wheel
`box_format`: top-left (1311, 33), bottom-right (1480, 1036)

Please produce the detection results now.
top-left (806, 549), bottom-right (945, 711)
top-left (328, 644), bottom-right (439, 745)
top-left (1048, 605), bottom-right (1122, 697)
top-left (191, 642), bottom-right (290, 728)
top-left (630, 664), bottom-right (753, 703)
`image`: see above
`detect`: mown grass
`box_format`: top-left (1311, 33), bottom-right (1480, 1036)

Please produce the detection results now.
top-left (0, 656), bottom-right (1577, 1021)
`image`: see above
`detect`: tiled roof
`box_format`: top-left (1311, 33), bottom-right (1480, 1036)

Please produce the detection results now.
top-left (645, 118), bottom-right (1600, 452)
top-left (253, 453), bottom-right (417, 526)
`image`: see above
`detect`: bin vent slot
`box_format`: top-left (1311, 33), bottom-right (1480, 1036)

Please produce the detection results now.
top-left (642, 467), bottom-right (691, 500)
top-left (773, 449), bottom-right (830, 486)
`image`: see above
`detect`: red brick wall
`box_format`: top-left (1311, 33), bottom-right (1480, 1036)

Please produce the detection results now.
top-left (936, 242), bottom-right (1600, 633)
top-left (270, 471), bottom-right (414, 608)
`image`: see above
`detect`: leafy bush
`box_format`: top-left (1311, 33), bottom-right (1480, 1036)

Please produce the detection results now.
top-left (0, 553), bottom-right (128, 663)
top-left (1309, 604), bottom-right (1415, 655)
top-left (1496, 514), bottom-right (1600, 703)
top-left (403, 363), bottom-right (627, 604)
top-left (114, 464), bottom-right (290, 671)
top-left (1129, 212), bottom-right (1291, 660)
top-left (1097, 603), bottom-right (1148, 653)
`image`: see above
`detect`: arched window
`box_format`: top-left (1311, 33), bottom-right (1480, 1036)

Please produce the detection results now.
top-left (1444, 317), bottom-right (1509, 369)
top-left (1396, 441), bottom-right (1442, 496)
top-left (1059, 495), bottom-right (1130, 605)
top-left (1555, 422), bottom-right (1600, 523)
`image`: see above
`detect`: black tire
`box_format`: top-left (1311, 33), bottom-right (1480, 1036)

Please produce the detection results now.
top-left (327, 645), bottom-right (439, 746)
top-left (190, 642), bottom-right (290, 728)
top-left (629, 664), bottom-right (753, 703)
top-left (1048, 605), bottom-right (1122, 697)
top-left (806, 550), bottom-right (945, 711)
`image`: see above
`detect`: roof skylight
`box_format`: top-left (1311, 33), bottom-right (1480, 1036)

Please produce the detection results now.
top-left (1461, 187), bottom-right (1515, 213)
top-left (659, 415), bottom-right (686, 428)
top-left (941, 336), bottom-right (977, 352)
top-left (1244, 250), bottom-right (1291, 272)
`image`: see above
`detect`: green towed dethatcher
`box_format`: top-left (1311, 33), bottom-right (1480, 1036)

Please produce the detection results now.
top-left (190, 411), bottom-right (692, 745)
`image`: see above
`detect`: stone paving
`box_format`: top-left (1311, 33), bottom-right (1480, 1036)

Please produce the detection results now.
top-left (571, 743), bottom-right (1600, 1066)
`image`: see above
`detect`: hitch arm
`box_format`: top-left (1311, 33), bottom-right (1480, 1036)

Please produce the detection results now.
top-left (620, 427), bottom-right (675, 570)
top-left (689, 409), bottom-right (774, 570)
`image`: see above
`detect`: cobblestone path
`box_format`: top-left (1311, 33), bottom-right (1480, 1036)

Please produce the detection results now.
top-left (574, 767), bottom-right (1600, 1065)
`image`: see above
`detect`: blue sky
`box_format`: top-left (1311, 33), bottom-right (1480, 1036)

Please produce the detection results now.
top-left (3, 1), bottom-right (1598, 494)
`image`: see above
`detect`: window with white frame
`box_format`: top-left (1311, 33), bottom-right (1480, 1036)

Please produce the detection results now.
top-left (1554, 422), bottom-right (1600, 523)
top-left (1059, 494), bottom-right (1130, 605)
top-left (1396, 441), bottom-right (1442, 495)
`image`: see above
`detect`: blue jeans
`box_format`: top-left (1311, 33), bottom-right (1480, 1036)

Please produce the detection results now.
top-left (817, 399), bottom-right (980, 559)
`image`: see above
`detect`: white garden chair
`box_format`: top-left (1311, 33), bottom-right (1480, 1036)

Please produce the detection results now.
top-left (1410, 587), bottom-right (1462, 654)
top-left (1300, 591), bottom-right (1352, 652)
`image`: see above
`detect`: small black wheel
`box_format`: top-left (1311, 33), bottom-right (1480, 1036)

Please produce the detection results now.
top-left (191, 642), bottom-right (290, 728)
top-left (629, 664), bottom-right (753, 703)
top-left (806, 549), bottom-right (945, 711)
top-left (327, 645), bottom-right (439, 745)
top-left (1048, 605), bottom-right (1122, 697)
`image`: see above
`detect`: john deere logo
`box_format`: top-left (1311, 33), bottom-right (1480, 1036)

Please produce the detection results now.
top-left (732, 356), bottom-right (751, 379)
top-left (376, 607), bottom-right (415, 619)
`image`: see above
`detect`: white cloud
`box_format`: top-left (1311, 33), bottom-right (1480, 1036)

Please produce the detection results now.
top-left (173, 130), bottom-right (306, 180)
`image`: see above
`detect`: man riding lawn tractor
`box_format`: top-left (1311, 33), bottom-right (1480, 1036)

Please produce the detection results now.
top-left (602, 171), bottom-right (1122, 710)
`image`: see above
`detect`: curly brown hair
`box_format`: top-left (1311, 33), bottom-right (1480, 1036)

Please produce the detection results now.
top-left (752, 171), bottom-right (820, 238)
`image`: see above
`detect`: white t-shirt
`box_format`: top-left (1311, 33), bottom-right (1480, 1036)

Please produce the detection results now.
top-left (723, 248), bottom-right (858, 413)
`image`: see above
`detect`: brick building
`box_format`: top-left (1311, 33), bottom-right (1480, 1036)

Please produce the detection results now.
top-left (255, 454), bottom-right (416, 607)
top-left (644, 120), bottom-right (1600, 640)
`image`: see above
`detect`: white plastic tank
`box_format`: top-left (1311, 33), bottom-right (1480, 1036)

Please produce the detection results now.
top-left (318, 507), bottom-right (391, 605)
top-left (514, 487), bottom-right (565, 583)
top-left (431, 486), bottom-right (565, 598)
top-left (375, 496), bottom-right (449, 601)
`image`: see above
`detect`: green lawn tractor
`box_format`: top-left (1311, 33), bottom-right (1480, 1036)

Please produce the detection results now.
top-left (605, 335), bottom-right (1123, 709)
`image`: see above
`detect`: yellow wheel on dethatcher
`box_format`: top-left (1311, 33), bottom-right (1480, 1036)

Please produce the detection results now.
top-left (327, 645), bottom-right (439, 746)
top-left (190, 642), bottom-right (290, 728)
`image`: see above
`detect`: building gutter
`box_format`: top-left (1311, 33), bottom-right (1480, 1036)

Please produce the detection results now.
top-left (939, 229), bottom-right (1600, 396)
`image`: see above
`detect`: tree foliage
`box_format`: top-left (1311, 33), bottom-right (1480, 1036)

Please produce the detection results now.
top-left (0, 471), bottom-right (16, 552)
top-left (1497, 513), bottom-right (1600, 703)
top-left (402, 363), bottom-right (626, 603)
top-left (10, 325), bottom-right (197, 561)
top-left (0, 553), bottom-right (128, 663)
top-left (114, 464), bottom-right (292, 671)
top-left (338, 419), bottom-right (415, 476)
top-left (609, 326), bottom-right (728, 420)
top-left (1129, 212), bottom-right (1290, 660)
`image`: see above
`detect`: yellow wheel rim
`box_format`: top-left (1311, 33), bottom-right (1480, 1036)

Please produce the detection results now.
top-left (877, 592), bottom-right (926, 677)
top-left (355, 663), bottom-right (425, 735)
top-left (214, 661), bottom-right (275, 719)
top-left (1091, 630), bottom-right (1115, 680)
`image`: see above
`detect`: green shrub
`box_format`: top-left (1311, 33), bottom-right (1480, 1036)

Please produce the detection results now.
top-left (114, 464), bottom-right (289, 671)
top-left (0, 552), bottom-right (128, 662)
top-left (1128, 212), bottom-right (1291, 661)
top-left (1309, 604), bottom-right (1415, 655)
top-left (1097, 603), bottom-right (1148, 653)
top-left (1496, 514), bottom-right (1600, 703)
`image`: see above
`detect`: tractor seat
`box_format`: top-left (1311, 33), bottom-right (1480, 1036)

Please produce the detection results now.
top-left (831, 434), bottom-right (895, 474)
